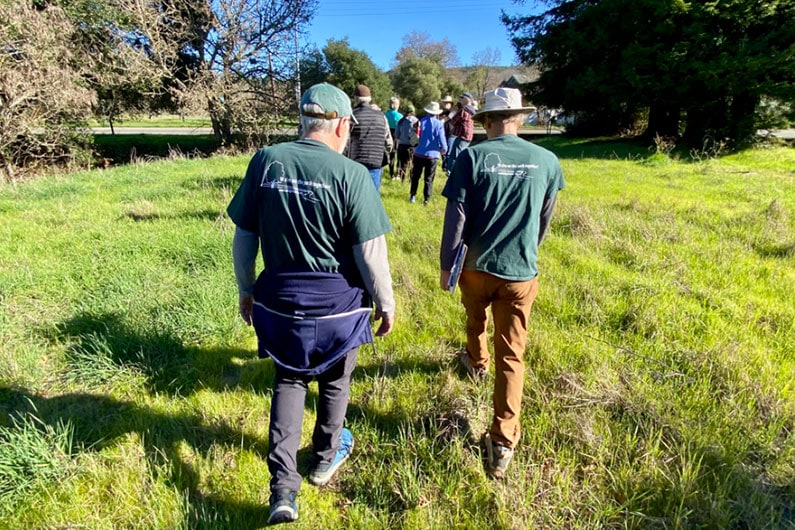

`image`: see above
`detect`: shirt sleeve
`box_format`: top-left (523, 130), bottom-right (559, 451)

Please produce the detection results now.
top-left (227, 150), bottom-right (265, 233)
top-left (384, 115), bottom-right (394, 153)
top-left (353, 235), bottom-right (395, 317)
top-left (232, 226), bottom-right (259, 296)
top-left (440, 200), bottom-right (467, 270)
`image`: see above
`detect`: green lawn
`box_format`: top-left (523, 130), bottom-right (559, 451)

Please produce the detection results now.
top-left (90, 114), bottom-right (213, 129)
top-left (1, 139), bottom-right (793, 529)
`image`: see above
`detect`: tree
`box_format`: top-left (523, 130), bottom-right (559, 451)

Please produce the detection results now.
top-left (61, 0), bottom-right (180, 133)
top-left (395, 31), bottom-right (459, 68)
top-left (299, 46), bottom-right (329, 94)
top-left (0, 2), bottom-right (95, 180)
top-left (391, 57), bottom-right (445, 112)
top-left (320, 39), bottom-right (393, 108)
top-left (468, 47), bottom-right (502, 100)
top-left (158, 0), bottom-right (317, 145)
top-left (504, 0), bottom-right (795, 146)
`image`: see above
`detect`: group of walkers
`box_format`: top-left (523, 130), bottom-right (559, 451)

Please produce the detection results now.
top-left (227, 82), bottom-right (565, 524)
top-left (345, 84), bottom-right (481, 206)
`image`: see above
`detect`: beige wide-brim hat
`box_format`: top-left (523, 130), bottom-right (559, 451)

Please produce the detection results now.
top-left (424, 101), bottom-right (443, 115)
top-left (473, 87), bottom-right (535, 121)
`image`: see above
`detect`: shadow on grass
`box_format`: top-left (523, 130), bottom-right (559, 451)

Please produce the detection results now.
top-left (753, 241), bottom-right (795, 258)
top-left (0, 385), bottom-right (272, 529)
top-left (43, 313), bottom-right (486, 523)
top-left (93, 134), bottom-right (222, 166)
top-left (93, 133), bottom-right (298, 167)
top-left (121, 208), bottom-right (224, 223)
top-left (51, 311), bottom-right (274, 397)
top-left (469, 133), bottom-right (655, 161)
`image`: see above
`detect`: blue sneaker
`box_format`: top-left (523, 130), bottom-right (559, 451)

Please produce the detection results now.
top-left (267, 488), bottom-right (298, 524)
top-left (308, 428), bottom-right (354, 486)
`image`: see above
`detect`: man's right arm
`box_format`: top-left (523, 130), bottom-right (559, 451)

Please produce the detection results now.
top-left (440, 200), bottom-right (467, 289)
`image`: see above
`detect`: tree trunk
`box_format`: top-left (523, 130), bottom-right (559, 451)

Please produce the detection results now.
top-left (728, 91), bottom-right (759, 146)
top-left (643, 102), bottom-right (680, 139)
top-left (208, 97), bottom-right (233, 145)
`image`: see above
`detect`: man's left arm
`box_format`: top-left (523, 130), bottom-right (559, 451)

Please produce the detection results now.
top-left (383, 115), bottom-right (394, 153)
top-left (353, 235), bottom-right (395, 337)
top-left (537, 194), bottom-right (558, 246)
top-left (538, 165), bottom-right (565, 246)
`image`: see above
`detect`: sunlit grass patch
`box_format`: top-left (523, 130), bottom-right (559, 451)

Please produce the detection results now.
top-left (1, 141), bottom-right (794, 528)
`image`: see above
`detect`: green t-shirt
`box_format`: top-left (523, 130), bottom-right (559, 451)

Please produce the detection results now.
top-left (442, 134), bottom-right (565, 280)
top-left (227, 139), bottom-right (392, 276)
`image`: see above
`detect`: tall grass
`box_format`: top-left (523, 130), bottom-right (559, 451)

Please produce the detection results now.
top-left (0, 139), bottom-right (793, 528)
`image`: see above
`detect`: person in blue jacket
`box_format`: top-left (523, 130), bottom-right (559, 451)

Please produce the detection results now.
top-left (227, 83), bottom-right (395, 525)
top-left (409, 101), bottom-right (448, 206)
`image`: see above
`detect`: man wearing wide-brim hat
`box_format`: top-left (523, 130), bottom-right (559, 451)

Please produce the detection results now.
top-left (439, 87), bottom-right (565, 479)
top-left (409, 101), bottom-right (448, 205)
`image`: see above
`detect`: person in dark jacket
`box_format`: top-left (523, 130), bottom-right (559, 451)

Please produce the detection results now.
top-left (347, 84), bottom-right (393, 191)
top-left (394, 104), bottom-right (419, 182)
top-left (228, 82), bottom-right (395, 524)
top-left (444, 92), bottom-right (476, 174)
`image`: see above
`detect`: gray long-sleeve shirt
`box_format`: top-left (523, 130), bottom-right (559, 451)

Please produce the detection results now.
top-left (233, 226), bottom-right (395, 317)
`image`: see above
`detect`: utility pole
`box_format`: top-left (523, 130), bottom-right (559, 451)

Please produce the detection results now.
top-left (294, 26), bottom-right (301, 110)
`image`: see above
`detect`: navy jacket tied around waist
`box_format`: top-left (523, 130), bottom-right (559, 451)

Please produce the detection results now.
top-left (251, 271), bottom-right (372, 376)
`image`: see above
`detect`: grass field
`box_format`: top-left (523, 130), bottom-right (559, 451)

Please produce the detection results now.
top-left (90, 114), bottom-right (213, 129)
top-left (1, 139), bottom-right (793, 529)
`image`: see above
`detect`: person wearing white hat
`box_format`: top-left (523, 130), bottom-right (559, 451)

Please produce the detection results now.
top-left (409, 101), bottom-right (448, 205)
top-left (439, 86), bottom-right (565, 480)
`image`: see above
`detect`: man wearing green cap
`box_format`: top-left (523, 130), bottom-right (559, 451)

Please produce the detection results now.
top-left (227, 82), bottom-right (396, 524)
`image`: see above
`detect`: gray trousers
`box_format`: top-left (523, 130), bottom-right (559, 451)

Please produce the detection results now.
top-left (445, 137), bottom-right (470, 173)
top-left (267, 348), bottom-right (358, 492)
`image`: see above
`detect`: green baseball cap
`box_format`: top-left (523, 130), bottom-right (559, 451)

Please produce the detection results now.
top-left (300, 83), bottom-right (356, 123)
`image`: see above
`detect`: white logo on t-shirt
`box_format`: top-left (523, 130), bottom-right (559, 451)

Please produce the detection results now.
top-left (260, 160), bottom-right (331, 204)
top-left (481, 152), bottom-right (539, 180)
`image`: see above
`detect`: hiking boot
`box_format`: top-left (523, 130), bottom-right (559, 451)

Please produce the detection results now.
top-left (267, 488), bottom-right (298, 524)
top-left (458, 351), bottom-right (487, 380)
top-left (484, 433), bottom-right (514, 480)
top-left (308, 428), bottom-right (354, 486)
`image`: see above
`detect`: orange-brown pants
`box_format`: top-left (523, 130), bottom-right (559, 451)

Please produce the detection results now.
top-left (459, 270), bottom-right (539, 448)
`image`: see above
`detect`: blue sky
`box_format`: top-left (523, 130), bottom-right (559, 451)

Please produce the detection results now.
top-left (302, 0), bottom-right (532, 71)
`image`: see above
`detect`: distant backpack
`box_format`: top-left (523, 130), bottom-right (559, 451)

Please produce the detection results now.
top-left (409, 123), bottom-right (420, 146)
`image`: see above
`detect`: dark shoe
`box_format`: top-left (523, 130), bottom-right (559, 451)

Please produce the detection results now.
top-left (423, 199), bottom-right (429, 206)
top-left (308, 428), bottom-right (354, 486)
top-left (484, 434), bottom-right (514, 479)
top-left (268, 488), bottom-right (298, 524)
top-left (458, 351), bottom-right (487, 380)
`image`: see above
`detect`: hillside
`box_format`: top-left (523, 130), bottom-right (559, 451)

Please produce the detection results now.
top-left (445, 64), bottom-right (539, 91)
